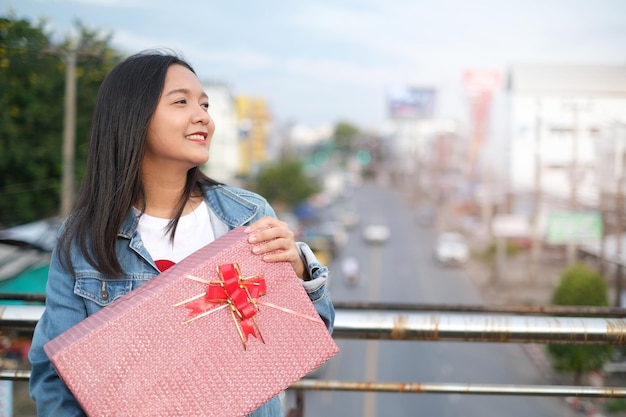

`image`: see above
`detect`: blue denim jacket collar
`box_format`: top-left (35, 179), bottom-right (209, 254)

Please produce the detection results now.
top-left (118, 184), bottom-right (262, 243)
top-left (204, 184), bottom-right (260, 227)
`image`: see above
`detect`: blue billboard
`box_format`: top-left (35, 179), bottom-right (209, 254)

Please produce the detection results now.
top-left (386, 85), bottom-right (436, 119)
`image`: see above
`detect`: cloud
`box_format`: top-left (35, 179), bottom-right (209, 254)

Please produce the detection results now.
top-left (6, 0), bottom-right (626, 127)
top-left (54, 0), bottom-right (150, 7)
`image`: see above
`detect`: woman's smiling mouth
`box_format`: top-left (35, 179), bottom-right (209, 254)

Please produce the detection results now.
top-left (186, 132), bottom-right (207, 142)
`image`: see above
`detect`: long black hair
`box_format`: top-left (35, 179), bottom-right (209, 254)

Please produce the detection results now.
top-left (60, 50), bottom-right (218, 277)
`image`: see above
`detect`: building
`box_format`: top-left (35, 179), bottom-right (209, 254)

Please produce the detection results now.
top-left (506, 64), bottom-right (626, 217)
top-left (201, 81), bottom-right (239, 184)
top-left (235, 96), bottom-right (273, 177)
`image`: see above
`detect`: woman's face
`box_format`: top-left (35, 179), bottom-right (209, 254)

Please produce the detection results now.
top-left (144, 64), bottom-right (215, 173)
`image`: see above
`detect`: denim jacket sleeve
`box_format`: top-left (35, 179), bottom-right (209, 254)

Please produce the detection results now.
top-left (28, 247), bottom-right (88, 417)
top-left (296, 241), bottom-right (335, 333)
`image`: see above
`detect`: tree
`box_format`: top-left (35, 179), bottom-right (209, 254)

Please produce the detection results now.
top-left (332, 121), bottom-right (360, 156)
top-left (0, 14), bottom-right (121, 226)
top-left (547, 263), bottom-right (613, 383)
top-left (248, 158), bottom-right (320, 212)
top-left (0, 15), bottom-right (61, 226)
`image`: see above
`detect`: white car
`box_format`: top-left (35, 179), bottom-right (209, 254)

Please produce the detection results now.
top-left (362, 224), bottom-right (391, 244)
top-left (435, 232), bottom-right (469, 266)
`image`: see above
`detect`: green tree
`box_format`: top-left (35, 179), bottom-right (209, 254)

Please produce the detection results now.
top-left (248, 158), bottom-right (320, 212)
top-left (0, 14), bottom-right (121, 226)
top-left (0, 15), bottom-right (60, 226)
top-left (332, 121), bottom-right (360, 156)
top-left (547, 263), bottom-right (612, 383)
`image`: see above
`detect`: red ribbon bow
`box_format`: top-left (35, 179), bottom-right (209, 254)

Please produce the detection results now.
top-left (178, 263), bottom-right (266, 349)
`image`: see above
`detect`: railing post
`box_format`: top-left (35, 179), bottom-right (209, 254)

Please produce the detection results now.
top-left (286, 389), bottom-right (304, 417)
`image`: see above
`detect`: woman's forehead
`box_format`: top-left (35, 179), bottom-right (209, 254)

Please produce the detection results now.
top-left (162, 64), bottom-right (206, 97)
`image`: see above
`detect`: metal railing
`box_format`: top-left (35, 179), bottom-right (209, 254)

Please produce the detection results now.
top-left (288, 303), bottom-right (626, 416)
top-left (1, 299), bottom-right (626, 410)
top-left (287, 304), bottom-right (626, 395)
top-left (331, 310), bottom-right (626, 345)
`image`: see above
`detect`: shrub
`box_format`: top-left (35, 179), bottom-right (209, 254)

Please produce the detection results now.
top-left (548, 263), bottom-right (613, 383)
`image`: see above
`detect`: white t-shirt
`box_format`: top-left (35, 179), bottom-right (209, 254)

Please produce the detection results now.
top-left (137, 200), bottom-right (215, 272)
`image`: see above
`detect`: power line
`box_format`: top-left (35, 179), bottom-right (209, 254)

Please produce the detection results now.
top-left (0, 179), bottom-right (59, 195)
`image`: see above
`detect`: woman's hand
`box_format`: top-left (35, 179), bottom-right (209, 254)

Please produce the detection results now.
top-left (245, 216), bottom-right (306, 279)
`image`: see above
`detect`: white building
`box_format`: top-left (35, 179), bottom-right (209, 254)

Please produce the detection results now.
top-left (201, 81), bottom-right (239, 185)
top-left (506, 64), bottom-right (626, 216)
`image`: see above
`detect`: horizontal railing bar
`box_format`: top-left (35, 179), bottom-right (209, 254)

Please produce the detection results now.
top-left (0, 305), bottom-right (44, 331)
top-left (333, 301), bottom-right (626, 318)
top-left (333, 311), bottom-right (626, 344)
top-left (0, 293), bottom-right (45, 303)
top-left (2, 306), bottom-right (625, 344)
top-left (3, 295), bottom-right (625, 317)
top-left (0, 370), bottom-right (31, 381)
top-left (4, 371), bottom-right (624, 399)
top-left (290, 379), bottom-right (626, 398)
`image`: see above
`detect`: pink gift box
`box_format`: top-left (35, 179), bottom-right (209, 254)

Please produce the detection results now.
top-left (44, 226), bottom-right (339, 417)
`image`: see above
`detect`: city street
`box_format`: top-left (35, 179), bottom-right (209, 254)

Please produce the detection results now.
top-left (287, 180), bottom-right (577, 417)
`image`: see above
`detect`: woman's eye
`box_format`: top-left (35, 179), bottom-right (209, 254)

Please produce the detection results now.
top-left (202, 103), bottom-right (209, 111)
top-left (175, 99), bottom-right (187, 104)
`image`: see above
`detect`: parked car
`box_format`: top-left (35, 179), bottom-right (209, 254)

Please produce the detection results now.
top-left (435, 232), bottom-right (469, 266)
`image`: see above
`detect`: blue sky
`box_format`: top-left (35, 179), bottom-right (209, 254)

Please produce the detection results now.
top-left (4, 0), bottom-right (626, 130)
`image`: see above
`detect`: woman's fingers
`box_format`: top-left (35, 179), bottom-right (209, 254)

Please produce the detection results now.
top-left (245, 216), bottom-right (305, 278)
top-left (246, 216), bottom-right (292, 246)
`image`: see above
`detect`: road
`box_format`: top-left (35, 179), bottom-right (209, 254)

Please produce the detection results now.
top-left (287, 180), bottom-right (576, 417)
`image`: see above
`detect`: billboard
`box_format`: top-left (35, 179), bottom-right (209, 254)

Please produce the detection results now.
top-left (386, 85), bottom-right (436, 119)
top-left (462, 69), bottom-right (502, 177)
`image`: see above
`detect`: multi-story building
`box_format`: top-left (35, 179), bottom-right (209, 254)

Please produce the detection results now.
top-left (506, 64), bottom-right (626, 217)
top-left (235, 96), bottom-right (272, 177)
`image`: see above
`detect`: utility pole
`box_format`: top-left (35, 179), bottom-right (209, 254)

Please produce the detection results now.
top-left (599, 188), bottom-right (607, 277)
top-left (60, 49), bottom-right (77, 219)
top-left (55, 36), bottom-right (105, 218)
top-left (615, 174), bottom-right (624, 307)
top-left (566, 102), bottom-right (584, 265)
top-left (614, 122), bottom-right (625, 307)
top-left (530, 100), bottom-right (543, 283)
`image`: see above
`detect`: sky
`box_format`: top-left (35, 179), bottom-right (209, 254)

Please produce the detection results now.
top-left (3, 0), bottom-right (626, 131)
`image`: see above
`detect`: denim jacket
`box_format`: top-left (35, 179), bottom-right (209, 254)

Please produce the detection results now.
top-left (29, 184), bottom-right (335, 417)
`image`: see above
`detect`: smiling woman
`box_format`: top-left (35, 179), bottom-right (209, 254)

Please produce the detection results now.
top-left (27, 49), bottom-right (335, 417)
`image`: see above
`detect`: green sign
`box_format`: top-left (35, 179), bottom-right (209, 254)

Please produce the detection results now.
top-left (546, 211), bottom-right (603, 244)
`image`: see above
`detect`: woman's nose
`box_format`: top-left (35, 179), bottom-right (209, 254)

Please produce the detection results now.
top-left (194, 106), bottom-right (211, 125)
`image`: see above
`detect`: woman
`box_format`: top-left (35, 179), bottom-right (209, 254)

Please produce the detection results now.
top-left (28, 50), bottom-right (335, 416)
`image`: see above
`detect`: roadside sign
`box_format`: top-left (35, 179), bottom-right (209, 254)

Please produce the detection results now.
top-left (546, 211), bottom-right (602, 244)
